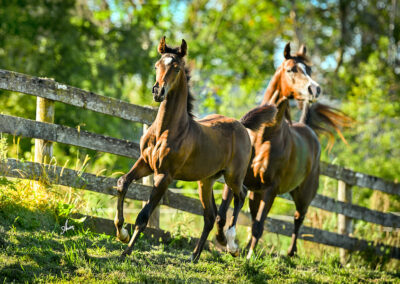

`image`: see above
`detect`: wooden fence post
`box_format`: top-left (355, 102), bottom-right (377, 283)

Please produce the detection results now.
top-left (338, 180), bottom-right (352, 264)
top-left (142, 124), bottom-right (159, 229)
top-left (34, 97), bottom-right (55, 188)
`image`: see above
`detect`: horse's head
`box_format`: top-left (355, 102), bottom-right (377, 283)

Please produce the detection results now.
top-left (152, 36), bottom-right (187, 102)
top-left (278, 43), bottom-right (321, 103)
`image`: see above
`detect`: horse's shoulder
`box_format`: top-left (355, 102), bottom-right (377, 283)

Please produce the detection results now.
top-left (292, 123), bottom-right (318, 139)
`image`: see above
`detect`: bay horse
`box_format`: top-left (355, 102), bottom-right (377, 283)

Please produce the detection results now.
top-left (114, 37), bottom-right (277, 262)
top-left (215, 43), bottom-right (352, 259)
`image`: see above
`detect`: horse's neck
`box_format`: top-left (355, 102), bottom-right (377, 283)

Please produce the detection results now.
top-left (261, 69), bottom-right (292, 124)
top-left (154, 80), bottom-right (189, 137)
top-left (299, 101), bottom-right (309, 124)
top-left (261, 69), bottom-right (282, 105)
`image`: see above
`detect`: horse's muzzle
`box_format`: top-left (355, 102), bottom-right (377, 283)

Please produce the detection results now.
top-left (307, 84), bottom-right (321, 102)
top-left (152, 84), bottom-right (165, 102)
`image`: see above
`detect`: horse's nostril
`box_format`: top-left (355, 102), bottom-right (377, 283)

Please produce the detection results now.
top-left (308, 86), bottom-right (312, 95)
top-left (160, 87), bottom-right (165, 96)
top-left (317, 86), bottom-right (321, 95)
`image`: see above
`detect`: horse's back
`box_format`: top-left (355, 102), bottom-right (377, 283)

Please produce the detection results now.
top-left (197, 114), bottom-right (249, 142)
top-left (196, 114), bottom-right (251, 172)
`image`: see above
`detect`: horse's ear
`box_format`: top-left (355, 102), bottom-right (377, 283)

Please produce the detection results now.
top-left (179, 39), bottom-right (187, 57)
top-left (284, 42), bottom-right (291, 59)
top-left (298, 44), bottom-right (307, 56)
top-left (158, 36), bottom-right (166, 54)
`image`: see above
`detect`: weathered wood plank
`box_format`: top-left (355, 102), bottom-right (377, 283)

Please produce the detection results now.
top-left (33, 97), bottom-right (55, 190)
top-left (34, 97), bottom-right (55, 164)
top-left (0, 69), bottom-right (157, 125)
top-left (72, 214), bottom-right (209, 249)
top-left (74, 213), bottom-right (400, 260)
top-left (1, 159), bottom-right (399, 259)
top-left (280, 194), bottom-right (400, 228)
top-left (0, 158), bottom-right (203, 216)
top-left (320, 161), bottom-right (400, 197)
top-left (2, 153), bottom-right (399, 228)
top-left (0, 114), bottom-right (141, 159)
top-left (264, 218), bottom-right (400, 259)
top-left (337, 181), bottom-right (352, 264)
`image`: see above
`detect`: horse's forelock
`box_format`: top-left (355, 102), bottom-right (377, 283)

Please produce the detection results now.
top-left (294, 53), bottom-right (312, 67)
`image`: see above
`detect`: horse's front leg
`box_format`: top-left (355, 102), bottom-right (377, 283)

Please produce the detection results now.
top-left (215, 184), bottom-right (234, 246)
top-left (115, 157), bottom-right (152, 243)
top-left (121, 173), bottom-right (172, 258)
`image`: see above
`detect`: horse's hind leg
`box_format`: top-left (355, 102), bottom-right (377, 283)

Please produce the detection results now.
top-left (247, 184), bottom-right (278, 259)
top-left (115, 157), bottom-right (152, 243)
top-left (121, 173), bottom-right (172, 258)
top-left (223, 176), bottom-right (248, 256)
top-left (192, 178), bottom-right (217, 263)
top-left (287, 175), bottom-right (318, 257)
top-left (245, 191), bottom-right (262, 250)
top-left (215, 184), bottom-right (234, 246)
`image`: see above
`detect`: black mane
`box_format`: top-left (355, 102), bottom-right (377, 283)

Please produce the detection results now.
top-left (184, 66), bottom-right (195, 118)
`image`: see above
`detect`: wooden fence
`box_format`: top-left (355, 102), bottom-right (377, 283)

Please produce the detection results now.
top-left (1, 69), bottom-right (400, 263)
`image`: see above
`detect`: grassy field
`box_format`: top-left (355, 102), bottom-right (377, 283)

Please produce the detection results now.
top-left (1, 178), bottom-right (400, 283)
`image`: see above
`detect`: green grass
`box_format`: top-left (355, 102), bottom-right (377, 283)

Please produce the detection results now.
top-left (1, 179), bottom-right (400, 283)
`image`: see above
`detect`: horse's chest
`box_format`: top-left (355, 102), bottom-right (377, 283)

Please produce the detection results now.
top-left (142, 138), bottom-right (172, 172)
top-left (141, 134), bottom-right (186, 173)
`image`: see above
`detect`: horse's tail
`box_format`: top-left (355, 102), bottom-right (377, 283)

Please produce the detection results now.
top-left (304, 102), bottom-right (353, 150)
top-left (240, 104), bottom-right (277, 131)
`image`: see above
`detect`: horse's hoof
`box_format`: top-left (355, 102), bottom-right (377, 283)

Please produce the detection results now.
top-left (119, 252), bottom-right (127, 261)
top-left (226, 241), bottom-right (239, 257)
top-left (287, 247), bottom-right (297, 257)
top-left (228, 248), bottom-right (240, 257)
top-left (117, 228), bottom-right (130, 244)
top-left (190, 254), bottom-right (199, 263)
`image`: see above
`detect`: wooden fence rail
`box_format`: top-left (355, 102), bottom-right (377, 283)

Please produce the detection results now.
top-left (1, 68), bottom-right (400, 262)
top-left (0, 114), bottom-right (141, 159)
top-left (1, 158), bottom-right (399, 259)
top-left (1, 113), bottom-right (400, 228)
top-left (0, 69), bottom-right (157, 125)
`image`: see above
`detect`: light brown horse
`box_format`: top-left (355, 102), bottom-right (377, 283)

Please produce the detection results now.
top-left (215, 43), bottom-right (352, 259)
top-left (114, 37), bottom-right (276, 262)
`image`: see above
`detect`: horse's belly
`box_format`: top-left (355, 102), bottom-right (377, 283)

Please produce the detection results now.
top-left (277, 162), bottom-right (308, 194)
top-left (173, 169), bottom-right (221, 181)
top-left (278, 176), bottom-right (304, 194)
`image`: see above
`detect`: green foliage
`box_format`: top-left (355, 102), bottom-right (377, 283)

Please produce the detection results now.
top-left (331, 38), bottom-right (400, 181)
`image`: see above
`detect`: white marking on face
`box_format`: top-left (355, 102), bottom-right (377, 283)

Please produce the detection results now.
top-left (298, 63), bottom-right (318, 86)
top-left (163, 57), bottom-right (173, 65)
